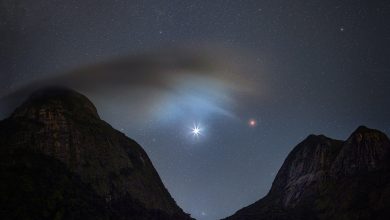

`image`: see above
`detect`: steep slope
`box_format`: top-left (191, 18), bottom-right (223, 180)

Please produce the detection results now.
top-left (225, 126), bottom-right (390, 220)
top-left (0, 147), bottom-right (112, 220)
top-left (0, 87), bottom-right (192, 220)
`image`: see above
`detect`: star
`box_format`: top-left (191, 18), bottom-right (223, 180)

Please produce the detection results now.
top-left (193, 127), bottom-right (200, 135)
top-left (191, 123), bottom-right (202, 137)
top-left (340, 27), bottom-right (345, 32)
top-left (248, 119), bottom-right (257, 127)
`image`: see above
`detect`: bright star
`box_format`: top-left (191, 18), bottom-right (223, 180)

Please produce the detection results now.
top-left (191, 123), bottom-right (202, 137)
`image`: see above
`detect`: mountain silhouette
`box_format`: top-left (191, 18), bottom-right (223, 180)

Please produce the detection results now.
top-left (0, 87), bottom-right (193, 220)
top-left (224, 126), bottom-right (390, 220)
top-left (1, 87), bottom-right (389, 220)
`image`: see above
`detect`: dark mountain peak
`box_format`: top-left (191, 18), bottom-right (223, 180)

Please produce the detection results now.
top-left (284, 134), bottom-right (342, 165)
top-left (302, 134), bottom-right (335, 144)
top-left (331, 125), bottom-right (390, 176)
top-left (353, 125), bottom-right (370, 132)
top-left (348, 125), bottom-right (388, 143)
top-left (225, 127), bottom-right (390, 220)
top-left (11, 87), bottom-right (100, 120)
top-left (0, 88), bottom-right (192, 219)
top-left (268, 134), bottom-right (343, 207)
top-left (350, 125), bottom-right (381, 136)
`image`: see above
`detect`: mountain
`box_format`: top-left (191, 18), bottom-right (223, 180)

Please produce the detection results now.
top-left (0, 87), bottom-right (193, 220)
top-left (224, 126), bottom-right (390, 220)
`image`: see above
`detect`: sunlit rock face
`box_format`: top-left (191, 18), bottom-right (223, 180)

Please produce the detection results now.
top-left (0, 87), bottom-right (193, 220)
top-left (225, 126), bottom-right (390, 220)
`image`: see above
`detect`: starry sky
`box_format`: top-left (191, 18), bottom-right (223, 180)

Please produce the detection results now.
top-left (1, 0), bottom-right (390, 219)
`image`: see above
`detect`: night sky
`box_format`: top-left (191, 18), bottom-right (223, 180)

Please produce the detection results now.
top-left (1, 0), bottom-right (390, 219)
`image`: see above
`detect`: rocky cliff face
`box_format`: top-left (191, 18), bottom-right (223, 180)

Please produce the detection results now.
top-left (331, 126), bottom-right (390, 177)
top-left (0, 88), bottom-right (192, 220)
top-left (225, 126), bottom-right (390, 220)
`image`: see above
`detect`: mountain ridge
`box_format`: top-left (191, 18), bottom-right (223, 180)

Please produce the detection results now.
top-left (1, 87), bottom-right (389, 220)
top-left (224, 125), bottom-right (390, 220)
top-left (0, 87), bottom-right (193, 220)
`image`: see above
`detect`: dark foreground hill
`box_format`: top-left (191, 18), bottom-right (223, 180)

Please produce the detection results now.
top-left (224, 126), bottom-right (390, 220)
top-left (0, 88), bottom-right (193, 220)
